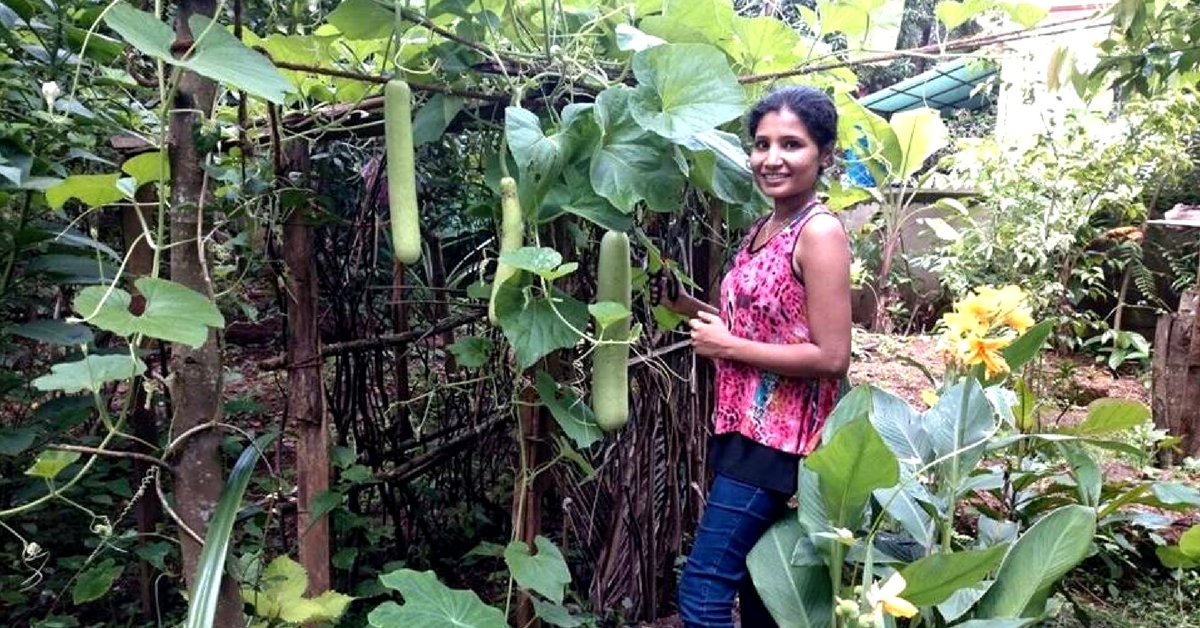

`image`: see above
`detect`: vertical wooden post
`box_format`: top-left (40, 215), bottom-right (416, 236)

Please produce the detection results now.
top-left (282, 142), bottom-right (331, 594)
top-left (1152, 287), bottom-right (1199, 464)
top-left (512, 380), bottom-right (546, 628)
top-left (122, 179), bottom-right (161, 620)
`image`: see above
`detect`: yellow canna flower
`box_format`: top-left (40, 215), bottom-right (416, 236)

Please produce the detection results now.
top-left (962, 335), bottom-right (1011, 377)
top-left (920, 388), bottom-right (940, 407)
top-left (956, 292), bottom-right (995, 328)
top-left (1002, 306), bottom-right (1035, 335)
top-left (865, 573), bottom-right (919, 620)
top-left (941, 309), bottom-right (987, 339)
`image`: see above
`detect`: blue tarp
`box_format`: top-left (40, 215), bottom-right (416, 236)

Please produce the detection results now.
top-left (858, 57), bottom-right (998, 114)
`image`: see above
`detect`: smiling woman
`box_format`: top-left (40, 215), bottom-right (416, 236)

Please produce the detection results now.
top-left (652, 85), bottom-right (853, 628)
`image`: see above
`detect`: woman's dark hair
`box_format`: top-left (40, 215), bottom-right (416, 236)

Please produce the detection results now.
top-left (746, 86), bottom-right (838, 153)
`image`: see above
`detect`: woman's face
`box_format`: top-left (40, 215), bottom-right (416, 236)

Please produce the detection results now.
top-left (749, 107), bottom-right (828, 207)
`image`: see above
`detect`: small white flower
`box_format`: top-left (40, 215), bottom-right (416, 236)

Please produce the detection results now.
top-left (864, 572), bottom-right (918, 620)
top-left (41, 81), bottom-right (60, 110)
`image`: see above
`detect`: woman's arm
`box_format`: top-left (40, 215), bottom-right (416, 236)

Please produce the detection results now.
top-left (689, 214), bottom-right (852, 378)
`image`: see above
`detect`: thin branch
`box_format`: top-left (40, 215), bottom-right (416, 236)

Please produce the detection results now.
top-left (47, 444), bottom-right (172, 472)
top-left (259, 311), bottom-right (485, 370)
top-left (740, 15), bottom-right (1110, 84)
top-left (269, 60), bottom-right (507, 101)
top-left (375, 412), bottom-right (508, 483)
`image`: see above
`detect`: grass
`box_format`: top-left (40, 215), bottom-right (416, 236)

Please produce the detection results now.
top-left (1041, 568), bottom-right (1200, 628)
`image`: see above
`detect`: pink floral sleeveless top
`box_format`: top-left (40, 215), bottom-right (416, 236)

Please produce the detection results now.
top-left (713, 202), bottom-right (843, 455)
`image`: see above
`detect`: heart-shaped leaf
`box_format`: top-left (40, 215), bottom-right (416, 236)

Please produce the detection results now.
top-left (369, 569), bottom-right (508, 628)
top-left (504, 536), bottom-right (571, 604)
top-left (628, 43), bottom-right (745, 141)
top-left (74, 277), bottom-right (224, 348)
top-left (32, 354), bottom-right (148, 394)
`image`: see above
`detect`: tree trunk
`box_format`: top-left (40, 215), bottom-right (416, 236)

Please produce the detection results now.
top-left (282, 142), bottom-right (331, 595)
top-left (167, 3), bottom-right (244, 627)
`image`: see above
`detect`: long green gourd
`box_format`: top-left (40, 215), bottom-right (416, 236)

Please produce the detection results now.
top-left (488, 177), bottom-right (523, 325)
top-left (384, 79), bottom-right (421, 265)
top-left (592, 230), bottom-right (631, 431)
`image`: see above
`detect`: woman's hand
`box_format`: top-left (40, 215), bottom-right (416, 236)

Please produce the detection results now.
top-left (648, 268), bottom-right (685, 313)
top-left (688, 310), bottom-right (738, 359)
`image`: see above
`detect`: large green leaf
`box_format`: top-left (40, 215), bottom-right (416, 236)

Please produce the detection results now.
top-left (506, 106), bottom-right (565, 207)
top-left (998, 2), bottom-right (1048, 28)
top-left (724, 15), bottom-right (803, 75)
top-left (589, 86), bottom-right (684, 213)
top-left (976, 505), bottom-right (1096, 618)
top-left (369, 569), bottom-right (509, 628)
top-left (1061, 398), bottom-right (1150, 436)
top-left (504, 536), bottom-right (571, 605)
top-left (0, 427), bottom-right (38, 456)
top-left (678, 129), bottom-right (755, 204)
top-left (497, 247), bottom-right (577, 280)
top-left (747, 517), bottom-right (833, 628)
top-left (185, 436), bottom-right (270, 628)
top-left (868, 385), bottom-right (931, 466)
top-left (835, 92), bottom-right (901, 186)
top-left (545, 178), bottom-right (634, 232)
top-left (535, 372), bottom-right (603, 448)
top-left (103, 2), bottom-right (292, 103)
top-left (25, 449), bottom-right (81, 480)
top-left (7, 320), bottom-right (94, 346)
top-left (923, 379), bottom-right (996, 492)
top-left (242, 556), bottom-right (354, 623)
top-left (899, 545), bottom-right (1007, 606)
top-left (32, 354), bottom-right (148, 394)
top-left (999, 320), bottom-right (1052, 374)
top-left (874, 479), bottom-right (936, 548)
top-left (814, 0), bottom-right (903, 50)
top-left (44, 174), bottom-right (124, 210)
top-left (639, 0), bottom-right (736, 46)
top-left (499, 292), bottom-right (587, 370)
top-left (805, 416), bottom-right (899, 529)
top-left (889, 107), bottom-right (949, 180)
top-left (72, 559), bottom-right (123, 605)
top-left (1156, 525), bottom-right (1200, 568)
top-left (121, 151), bottom-right (168, 186)
top-left (935, 0), bottom-right (994, 31)
top-left (937, 583), bottom-right (993, 622)
top-left (74, 277), bottom-right (225, 348)
top-left (24, 254), bottom-right (117, 284)
top-left (1149, 482), bottom-right (1200, 508)
top-left (952, 620), bottom-right (1037, 628)
top-left (628, 43), bottom-right (745, 141)
top-left (1057, 442), bottom-right (1101, 507)
top-left (413, 94), bottom-right (464, 146)
top-left (327, 0), bottom-right (395, 40)
top-left (531, 598), bottom-right (587, 627)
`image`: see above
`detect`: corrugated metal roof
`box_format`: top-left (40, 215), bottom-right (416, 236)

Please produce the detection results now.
top-left (859, 57), bottom-right (999, 113)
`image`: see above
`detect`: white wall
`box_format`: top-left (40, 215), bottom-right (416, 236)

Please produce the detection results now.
top-left (993, 1), bottom-right (1115, 141)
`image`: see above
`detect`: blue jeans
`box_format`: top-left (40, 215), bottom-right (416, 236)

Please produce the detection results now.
top-left (678, 474), bottom-right (791, 628)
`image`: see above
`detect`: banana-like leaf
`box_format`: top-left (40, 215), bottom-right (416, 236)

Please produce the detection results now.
top-left (898, 544), bottom-right (1007, 606)
top-left (806, 416), bottom-right (899, 530)
top-left (975, 505), bottom-right (1096, 618)
top-left (923, 379), bottom-right (996, 495)
top-left (185, 434), bottom-right (273, 628)
top-left (747, 517), bottom-right (833, 628)
top-left (889, 108), bottom-right (949, 180)
top-left (868, 385), bottom-right (932, 466)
